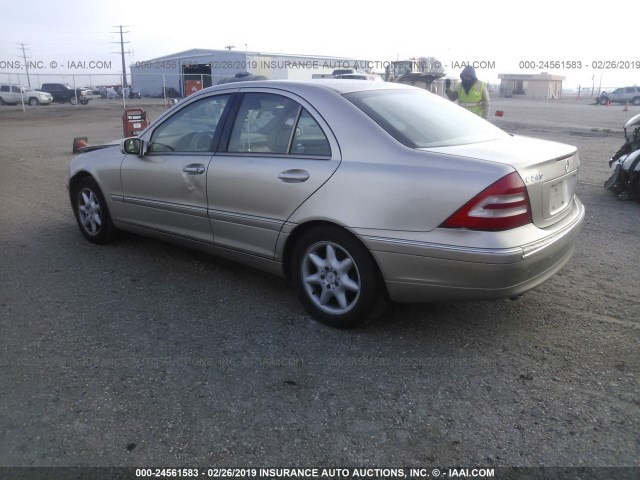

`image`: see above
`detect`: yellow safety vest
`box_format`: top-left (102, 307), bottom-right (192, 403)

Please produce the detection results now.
top-left (457, 81), bottom-right (485, 117)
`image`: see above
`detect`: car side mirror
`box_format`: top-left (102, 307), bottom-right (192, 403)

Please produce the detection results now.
top-left (121, 137), bottom-right (143, 156)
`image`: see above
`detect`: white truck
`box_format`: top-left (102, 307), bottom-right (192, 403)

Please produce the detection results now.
top-left (0, 84), bottom-right (54, 106)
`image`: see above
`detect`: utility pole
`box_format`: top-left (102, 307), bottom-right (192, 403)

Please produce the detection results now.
top-left (18, 43), bottom-right (31, 86)
top-left (111, 25), bottom-right (130, 87)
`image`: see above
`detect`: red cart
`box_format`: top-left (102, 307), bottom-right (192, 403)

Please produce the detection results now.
top-left (122, 108), bottom-right (149, 137)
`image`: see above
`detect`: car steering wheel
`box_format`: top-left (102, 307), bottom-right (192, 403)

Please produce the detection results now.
top-left (189, 131), bottom-right (214, 151)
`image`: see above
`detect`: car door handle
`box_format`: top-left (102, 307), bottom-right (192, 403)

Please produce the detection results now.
top-left (278, 169), bottom-right (310, 183)
top-left (183, 164), bottom-right (205, 175)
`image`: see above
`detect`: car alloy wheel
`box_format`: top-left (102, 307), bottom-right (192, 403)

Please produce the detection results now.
top-left (78, 188), bottom-right (102, 235)
top-left (633, 97), bottom-right (640, 106)
top-left (291, 226), bottom-right (388, 328)
top-left (73, 177), bottom-right (118, 244)
top-left (70, 97), bottom-right (77, 105)
top-left (302, 241), bottom-right (361, 315)
top-left (29, 98), bottom-right (39, 106)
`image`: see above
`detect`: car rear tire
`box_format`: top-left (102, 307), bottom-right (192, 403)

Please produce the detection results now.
top-left (28, 98), bottom-right (39, 106)
top-left (291, 226), bottom-right (389, 328)
top-left (72, 177), bottom-right (118, 244)
top-left (633, 97), bottom-right (640, 106)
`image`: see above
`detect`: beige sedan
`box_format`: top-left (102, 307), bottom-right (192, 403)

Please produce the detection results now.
top-left (68, 80), bottom-right (585, 328)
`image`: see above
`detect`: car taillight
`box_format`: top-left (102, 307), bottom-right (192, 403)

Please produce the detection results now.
top-left (440, 171), bottom-right (532, 231)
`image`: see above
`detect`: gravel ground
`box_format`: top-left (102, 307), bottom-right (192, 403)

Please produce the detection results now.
top-left (0, 97), bottom-right (638, 471)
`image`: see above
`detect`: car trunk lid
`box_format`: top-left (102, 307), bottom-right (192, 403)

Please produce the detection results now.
top-left (422, 135), bottom-right (579, 229)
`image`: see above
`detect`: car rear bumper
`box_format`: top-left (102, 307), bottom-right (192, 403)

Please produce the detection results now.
top-left (361, 196), bottom-right (585, 303)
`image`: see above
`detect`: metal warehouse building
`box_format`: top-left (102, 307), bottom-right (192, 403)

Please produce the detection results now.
top-left (130, 49), bottom-right (369, 97)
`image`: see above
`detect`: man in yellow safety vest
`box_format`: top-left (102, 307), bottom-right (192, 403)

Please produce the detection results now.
top-left (445, 65), bottom-right (490, 119)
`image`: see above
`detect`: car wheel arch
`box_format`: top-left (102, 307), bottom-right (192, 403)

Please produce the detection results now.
top-left (71, 175), bottom-right (119, 244)
top-left (281, 220), bottom-right (385, 285)
top-left (284, 220), bottom-right (390, 327)
top-left (68, 171), bottom-right (94, 204)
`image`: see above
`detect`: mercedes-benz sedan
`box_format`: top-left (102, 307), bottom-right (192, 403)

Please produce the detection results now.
top-left (68, 80), bottom-right (585, 328)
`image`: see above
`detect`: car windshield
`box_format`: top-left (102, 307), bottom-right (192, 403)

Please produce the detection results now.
top-left (344, 89), bottom-right (508, 148)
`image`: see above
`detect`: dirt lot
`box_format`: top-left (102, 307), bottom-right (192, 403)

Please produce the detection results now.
top-left (0, 96), bottom-right (638, 472)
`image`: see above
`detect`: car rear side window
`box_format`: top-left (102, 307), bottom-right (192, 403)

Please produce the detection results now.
top-left (290, 109), bottom-right (331, 156)
top-left (345, 89), bottom-right (507, 148)
top-left (227, 93), bottom-right (331, 156)
top-left (148, 94), bottom-right (230, 153)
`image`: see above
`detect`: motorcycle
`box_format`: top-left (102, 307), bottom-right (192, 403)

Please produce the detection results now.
top-left (604, 113), bottom-right (640, 200)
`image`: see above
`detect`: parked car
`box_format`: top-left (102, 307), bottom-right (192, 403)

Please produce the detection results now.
top-left (124, 87), bottom-right (141, 99)
top-left (40, 83), bottom-right (91, 105)
top-left (98, 86), bottom-right (126, 99)
top-left (0, 84), bottom-right (53, 106)
top-left (75, 86), bottom-right (100, 97)
top-left (599, 86), bottom-right (640, 105)
top-left (217, 72), bottom-right (268, 85)
top-left (0, 84), bottom-right (22, 105)
top-left (312, 69), bottom-right (381, 81)
top-left (102, 87), bottom-right (119, 99)
top-left (21, 86), bottom-right (54, 105)
top-left (68, 80), bottom-right (585, 328)
top-left (604, 113), bottom-right (640, 200)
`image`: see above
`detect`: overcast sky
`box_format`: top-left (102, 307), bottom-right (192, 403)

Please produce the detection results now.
top-left (1, 0), bottom-right (637, 89)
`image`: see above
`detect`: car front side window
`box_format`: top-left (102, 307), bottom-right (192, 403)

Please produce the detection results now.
top-left (148, 94), bottom-right (230, 153)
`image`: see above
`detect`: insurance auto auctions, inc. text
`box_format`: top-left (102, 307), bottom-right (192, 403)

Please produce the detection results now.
top-left (252, 467), bottom-right (495, 478)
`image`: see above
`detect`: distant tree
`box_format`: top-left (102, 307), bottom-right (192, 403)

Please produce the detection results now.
top-left (417, 57), bottom-right (445, 74)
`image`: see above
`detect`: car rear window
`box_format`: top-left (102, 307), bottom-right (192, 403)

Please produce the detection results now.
top-left (344, 89), bottom-right (508, 148)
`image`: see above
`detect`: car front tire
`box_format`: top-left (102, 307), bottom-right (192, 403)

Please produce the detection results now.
top-left (70, 97), bottom-right (77, 105)
top-left (29, 98), bottom-right (39, 106)
top-left (291, 226), bottom-right (388, 328)
top-left (633, 97), bottom-right (640, 106)
top-left (72, 177), bottom-right (118, 244)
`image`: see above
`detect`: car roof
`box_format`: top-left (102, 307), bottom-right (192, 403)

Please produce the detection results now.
top-left (202, 79), bottom-right (415, 96)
